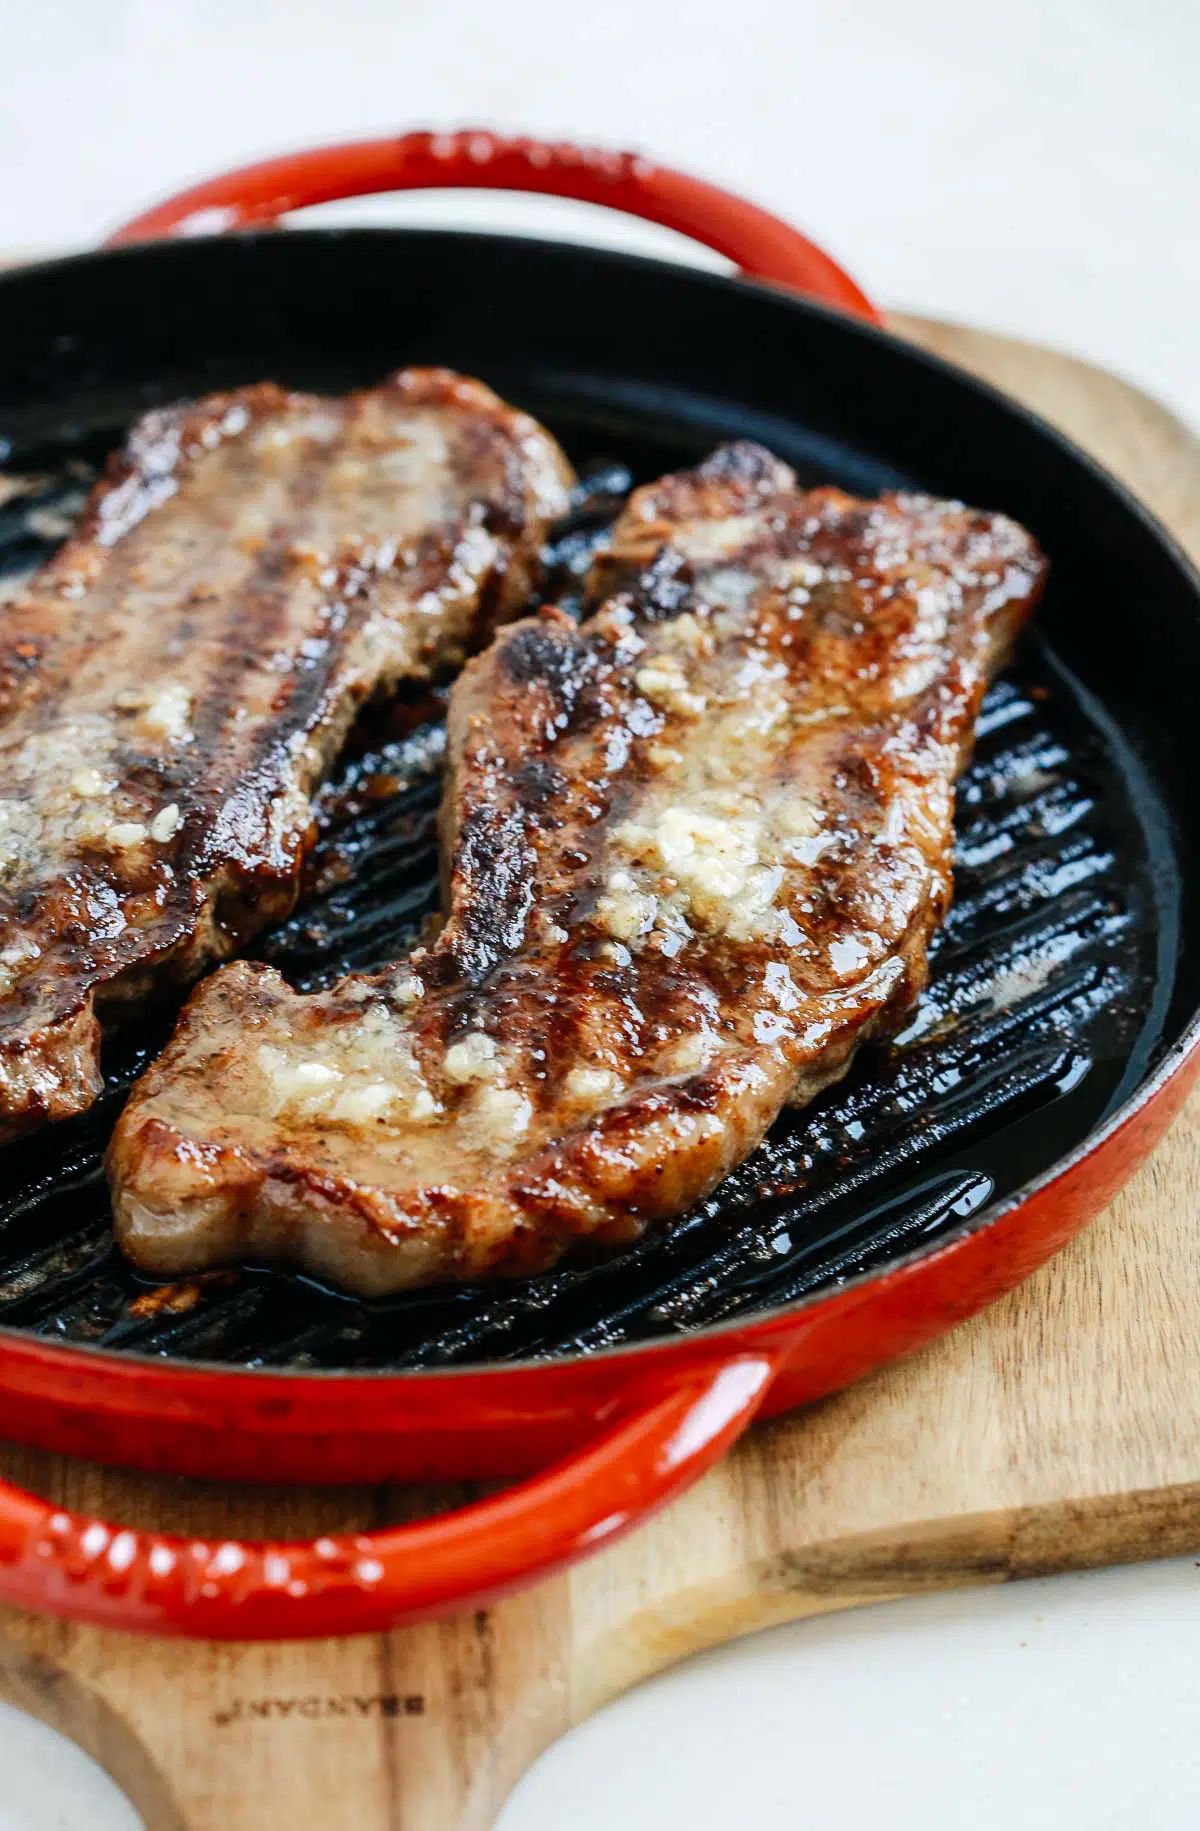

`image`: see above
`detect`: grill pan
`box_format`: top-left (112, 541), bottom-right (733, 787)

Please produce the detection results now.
top-left (0, 129), bottom-right (1196, 1639)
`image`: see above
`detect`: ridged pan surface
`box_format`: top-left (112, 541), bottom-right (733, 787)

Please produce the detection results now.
top-left (0, 408), bottom-right (1176, 1371)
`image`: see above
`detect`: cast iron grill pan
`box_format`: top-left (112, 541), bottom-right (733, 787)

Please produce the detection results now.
top-left (0, 419), bottom-right (1175, 1371)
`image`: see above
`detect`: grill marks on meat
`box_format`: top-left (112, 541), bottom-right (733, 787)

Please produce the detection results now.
top-left (108, 444), bottom-right (1045, 1296)
top-left (0, 369), bottom-right (573, 1134)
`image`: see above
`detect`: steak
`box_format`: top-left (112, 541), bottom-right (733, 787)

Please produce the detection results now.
top-left (0, 369), bottom-right (573, 1134)
top-left (108, 444), bottom-right (1046, 1295)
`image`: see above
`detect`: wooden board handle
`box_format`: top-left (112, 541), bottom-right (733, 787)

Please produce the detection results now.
top-left (0, 1359), bottom-right (773, 1638)
top-left (102, 126), bottom-right (881, 322)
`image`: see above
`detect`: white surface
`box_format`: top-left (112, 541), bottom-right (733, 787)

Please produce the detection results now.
top-left (0, 1), bottom-right (1196, 1827)
top-left (1, 0), bottom-right (1199, 425)
top-left (0, 1701), bottom-right (138, 1831)
top-left (500, 1558), bottom-right (1200, 1830)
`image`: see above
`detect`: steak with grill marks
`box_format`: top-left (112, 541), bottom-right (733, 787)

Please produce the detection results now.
top-left (108, 443), bottom-right (1046, 1295)
top-left (0, 368), bottom-right (573, 1135)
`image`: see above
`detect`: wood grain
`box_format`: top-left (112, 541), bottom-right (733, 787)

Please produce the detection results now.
top-left (0, 314), bottom-right (1198, 1831)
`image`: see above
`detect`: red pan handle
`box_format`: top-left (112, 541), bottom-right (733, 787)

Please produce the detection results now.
top-left (0, 1357), bottom-right (773, 1638)
top-left (104, 127), bottom-right (881, 323)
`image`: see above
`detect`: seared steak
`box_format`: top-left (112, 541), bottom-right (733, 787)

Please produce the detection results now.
top-left (0, 369), bottom-right (573, 1133)
top-left (108, 444), bottom-right (1045, 1295)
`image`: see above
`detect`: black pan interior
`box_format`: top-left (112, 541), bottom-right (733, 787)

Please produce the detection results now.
top-left (0, 229), bottom-right (1195, 1371)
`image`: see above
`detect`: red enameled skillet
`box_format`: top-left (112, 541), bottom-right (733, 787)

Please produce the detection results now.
top-left (0, 129), bottom-right (1196, 1640)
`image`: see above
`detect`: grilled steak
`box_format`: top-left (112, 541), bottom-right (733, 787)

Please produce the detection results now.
top-left (108, 444), bottom-right (1045, 1295)
top-left (0, 369), bottom-right (573, 1134)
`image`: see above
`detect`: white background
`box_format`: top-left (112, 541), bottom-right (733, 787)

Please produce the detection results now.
top-left (0, 1), bottom-right (1198, 1825)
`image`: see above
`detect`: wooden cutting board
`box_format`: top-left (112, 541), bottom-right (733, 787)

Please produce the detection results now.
top-left (0, 316), bottom-right (1198, 1831)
